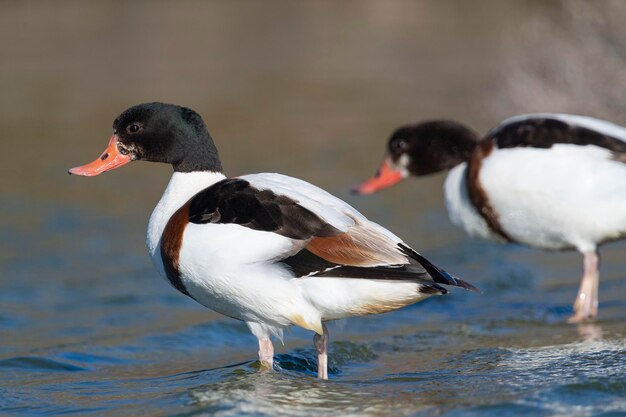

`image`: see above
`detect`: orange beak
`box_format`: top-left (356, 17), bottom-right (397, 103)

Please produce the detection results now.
top-left (351, 159), bottom-right (405, 195)
top-left (69, 135), bottom-right (132, 176)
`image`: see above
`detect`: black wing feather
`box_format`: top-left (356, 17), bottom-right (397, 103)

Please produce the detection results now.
top-left (188, 178), bottom-right (340, 240)
top-left (281, 248), bottom-right (478, 293)
top-left (490, 118), bottom-right (626, 153)
top-left (399, 244), bottom-right (478, 291)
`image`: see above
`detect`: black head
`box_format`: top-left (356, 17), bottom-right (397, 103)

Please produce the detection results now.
top-left (69, 102), bottom-right (222, 176)
top-left (387, 121), bottom-right (479, 176)
top-left (353, 120), bottom-right (479, 194)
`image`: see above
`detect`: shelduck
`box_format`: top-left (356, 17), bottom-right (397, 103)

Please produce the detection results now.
top-left (69, 102), bottom-right (475, 379)
top-left (354, 114), bottom-right (626, 323)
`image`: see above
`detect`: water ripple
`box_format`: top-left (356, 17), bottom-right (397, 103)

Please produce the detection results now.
top-left (0, 356), bottom-right (86, 372)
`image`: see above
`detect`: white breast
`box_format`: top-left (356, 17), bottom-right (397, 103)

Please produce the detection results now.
top-left (146, 171), bottom-right (226, 276)
top-left (443, 163), bottom-right (501, 242)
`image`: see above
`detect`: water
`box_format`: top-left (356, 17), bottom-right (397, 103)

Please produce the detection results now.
top-left (2, 1), bottom-right (626, 416)
top-left (2, 199), bottom-right (625, 416)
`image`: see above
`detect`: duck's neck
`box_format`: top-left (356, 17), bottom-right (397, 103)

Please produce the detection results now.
top-left (441, 138), bottom-right (481, 171)
top-left (172, 122), bottom-right (223, 173)
top-left (146, 170), bottom-right (226, 262)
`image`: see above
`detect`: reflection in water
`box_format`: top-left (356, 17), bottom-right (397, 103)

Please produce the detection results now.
top-left (576, 323), bottom-right (604, 341)
top-left (188, 370), bottom-right (416, 417)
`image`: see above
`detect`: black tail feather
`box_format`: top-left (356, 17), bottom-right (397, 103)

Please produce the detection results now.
top-left (398, 244), bottom-right (479, 292)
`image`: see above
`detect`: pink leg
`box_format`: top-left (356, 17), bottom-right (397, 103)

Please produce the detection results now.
top-left (568, 251), bottom-right (600, 323)
top-left (313, 323), bottom-right (329, 380)
top-left (258, 337), bottom-right (274, 369)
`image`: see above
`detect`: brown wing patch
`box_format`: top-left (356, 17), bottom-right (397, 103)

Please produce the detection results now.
top-left (306, 217), bottom-right (407, 267)
top-left (307, 233), bottom-right (374, 265)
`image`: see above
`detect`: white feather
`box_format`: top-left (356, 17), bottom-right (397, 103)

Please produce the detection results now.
top-left (147, 171), bottom-right (226, 276)
top-left (295, 277), bottom-right (433, 320)
top-left (242, 172), bottom-right (405, 244)
top-left (443, 163), bottom-right (501, 242)
top-left (179, 238), bottom-right (322, 331)
top-left (479, 144), bottom-right (626, 252)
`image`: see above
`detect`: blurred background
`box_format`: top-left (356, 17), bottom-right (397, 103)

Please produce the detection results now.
top-left (1, 1), bottom-right (625, 416)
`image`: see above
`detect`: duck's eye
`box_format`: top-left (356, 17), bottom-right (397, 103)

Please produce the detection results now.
top-left (391, 139), bottom-right (408, 153)
top-left (127, 123), bottom-right (142, 134)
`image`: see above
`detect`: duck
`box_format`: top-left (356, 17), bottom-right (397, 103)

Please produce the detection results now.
top-left (353, 114), bottom-right (626, 323)
top-left (69, 102), bottom-right (476, 379)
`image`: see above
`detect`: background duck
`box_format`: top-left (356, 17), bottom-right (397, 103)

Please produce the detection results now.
top-left (354, 114), bottom-right (626, 323)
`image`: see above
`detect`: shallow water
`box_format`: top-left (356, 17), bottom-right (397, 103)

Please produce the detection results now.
top-left (2, 194), bottom-right (625, 416)
top-left (0, 199), bottom-right (626, 416)
top-left (2, 1), bottom-right (626, 416)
